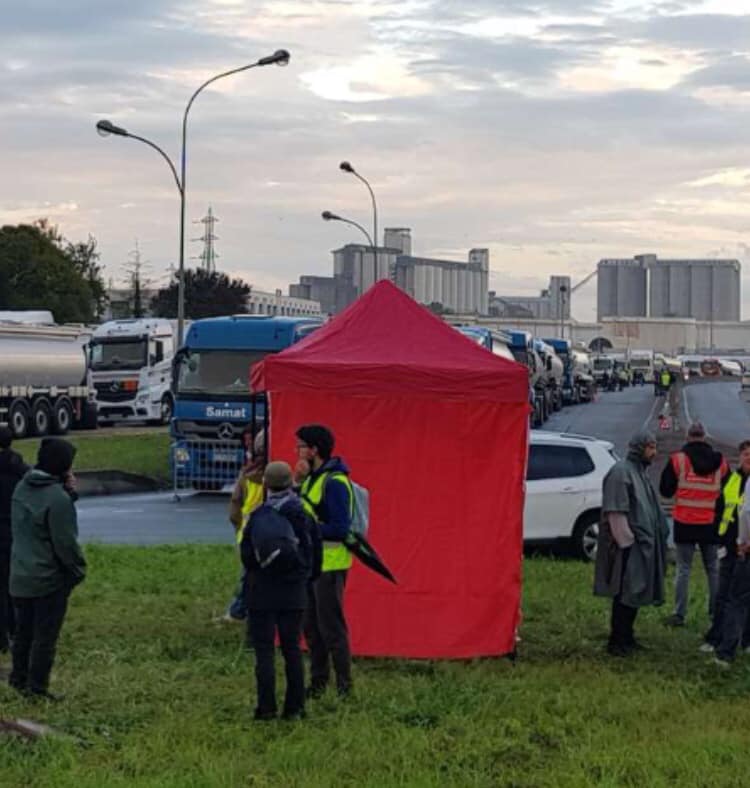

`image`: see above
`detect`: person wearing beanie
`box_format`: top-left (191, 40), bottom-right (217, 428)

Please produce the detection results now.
top-left (594, 431), bottom-right (669, 656)
top-left (659, 422), bottom-right (728, 627)
top-left (0, 427), bottom-right (30, 653)
top-left (8, 437), bottom-right (86, 700)
top-left (240, 460), bottom-right (321, 720)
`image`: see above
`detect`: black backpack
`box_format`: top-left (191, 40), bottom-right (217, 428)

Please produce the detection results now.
top-left (248, 504), bottom-right (301, 576)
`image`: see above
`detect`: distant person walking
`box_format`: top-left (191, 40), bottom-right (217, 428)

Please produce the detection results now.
top-left (660, 422), bottom-right (727, 627)
top-left (703, 440), bottom-right (750, 654)
top-left (0, 427), bottom-right (29, 654)
top-left (9, 438), bottom-right (86, 699)
top-left (296, 424), bottom-right (354, 698)
top-left (241, 461), bottom-right (321, 720)
top-left (594, 431), bottom-right (669, 656)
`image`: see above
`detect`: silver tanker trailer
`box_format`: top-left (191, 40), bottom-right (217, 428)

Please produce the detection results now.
top-left (0, 322), bottom-right (98, 438)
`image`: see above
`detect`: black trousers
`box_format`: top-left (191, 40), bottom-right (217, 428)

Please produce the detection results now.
top-left (609, 547), bottom-right (638, 647)
top-left (10, 588), bottom-right (69, 693)
top-left (0, 546), bottom-right (13, 650)
top-left (248, 608), bottom-right (305, 716)
top-left (705, 550), bottom-right (750, 648)
top-left (304, 571), bottom-right (351, 692)
top-left (716, 557), bottom-right (750, 662)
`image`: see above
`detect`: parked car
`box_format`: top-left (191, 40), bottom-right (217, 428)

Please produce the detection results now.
top-left (525, 431), bottom-right (617, 560)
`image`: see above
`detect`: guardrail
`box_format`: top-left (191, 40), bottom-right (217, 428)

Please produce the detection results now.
top-left (171, 439), bottom-right (243, 500)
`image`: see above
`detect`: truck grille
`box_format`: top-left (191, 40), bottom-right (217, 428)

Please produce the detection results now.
top-left (94, 381), bottom-right (137, 403)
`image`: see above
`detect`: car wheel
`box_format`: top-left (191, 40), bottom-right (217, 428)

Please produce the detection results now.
top-left (571, 513), bottom-right (600, 561)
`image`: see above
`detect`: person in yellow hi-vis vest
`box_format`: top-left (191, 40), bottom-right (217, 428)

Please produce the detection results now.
top-left (224, 429), bottom-right (265, 622)
top-left (295, 424), bottom-right (353, 698)
top-left (703, 439), bottom-right (750, 654)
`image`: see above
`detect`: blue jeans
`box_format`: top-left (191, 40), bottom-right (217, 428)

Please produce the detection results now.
top-left (673, 542), bottom-right (718, 622)
top-left (227, 568), bottom-right (248, 620)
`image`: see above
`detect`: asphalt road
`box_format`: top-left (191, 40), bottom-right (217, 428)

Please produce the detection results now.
top-left (542, 384), bottom-right (659, 456)
top-left (683, 380), bottom-right (750, 448)
top-left (78, 491), bottom-right (233, 545)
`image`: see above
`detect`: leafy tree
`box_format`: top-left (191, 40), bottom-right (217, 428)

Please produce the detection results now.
top-left (426, 301), bottom-right (453, 316)
top-left (150, 268), bottom-right (251, 319)
top-left (0, 222), bottom-right (104, 323)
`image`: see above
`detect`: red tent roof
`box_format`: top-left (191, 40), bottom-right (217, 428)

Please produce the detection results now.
top-left (251, 281), bottom-right (528, 402)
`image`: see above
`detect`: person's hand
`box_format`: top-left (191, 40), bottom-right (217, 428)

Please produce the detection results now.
top-left (293, 459), bottom-right (310, 484)
top-left (64, 471), bottom-right (77, 493)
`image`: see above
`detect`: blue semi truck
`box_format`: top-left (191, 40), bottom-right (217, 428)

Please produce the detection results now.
top-left (170, 315), bottom-right (321, 490)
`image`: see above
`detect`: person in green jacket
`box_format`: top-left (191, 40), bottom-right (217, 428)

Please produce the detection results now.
top-left (9, 438), bottom-right (86, 700)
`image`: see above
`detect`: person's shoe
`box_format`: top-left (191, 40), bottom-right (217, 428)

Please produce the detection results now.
top-left (336, 684), bottom-right (352, 699)
top-left (253, 708), bottom-right (277, 721)
top-left (28, 689), bottom-right (64, 703)
top-left (699, 642), bottom-right (716, 654)
top-left (8, 679), bottom-right (27, 695)
top-left (627, 640), bottom-right (647, 652)
top-left (216, 613), bottom-right (245, 624)
top-left (606, 642), bottom-right (631, 658)
top-left (306, 684), bottom-right (326, 700)
top-left (281, 708), bottom-right (307, 721)
top-left (712, 656), bottom-right (731, 669)
top-left (664, 614), bottom-right (685, 628)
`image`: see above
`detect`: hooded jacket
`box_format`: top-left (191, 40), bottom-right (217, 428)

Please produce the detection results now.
top-left (0, 448), bottom-right (30, 548)
top-left (659, 441), bottom-right (727, 543)
top-left (10, 466), bottom-right (86, 599)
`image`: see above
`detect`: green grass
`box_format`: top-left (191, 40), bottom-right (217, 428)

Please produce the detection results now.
top-left (14, 434), bottom-right (171, 481)
top-left (1, 549), bottom-right (748, 787)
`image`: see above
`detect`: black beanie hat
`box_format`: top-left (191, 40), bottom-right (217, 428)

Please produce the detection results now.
top-left (37, 438), bottom-right (77, 478)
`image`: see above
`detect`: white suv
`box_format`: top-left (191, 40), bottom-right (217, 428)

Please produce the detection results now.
top-left (525, 431), bottom-right (617, 560)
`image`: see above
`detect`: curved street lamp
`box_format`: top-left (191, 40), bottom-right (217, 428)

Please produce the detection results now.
top-left (322, 210), bottom-right (376, 294)
top-left (339, 161), bottom-right (378, 287)
top-left (96, 49), bottom-right (290, 346)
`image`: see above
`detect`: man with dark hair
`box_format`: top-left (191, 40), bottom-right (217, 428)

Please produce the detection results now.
top-left (295, 424), bottom-right (354, 697)
top-left (9, 437), bottom-right (86, 700)
top-left (660, 422), bottom-right (727, 627)
top-left (0, 427), bottom-right (29, 653)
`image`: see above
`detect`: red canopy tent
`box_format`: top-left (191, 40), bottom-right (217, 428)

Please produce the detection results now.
top-left (251, 281), bottom-right (530, 658)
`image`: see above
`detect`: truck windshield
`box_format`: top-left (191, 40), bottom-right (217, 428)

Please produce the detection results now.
top-left (90, 339), bottom-right (146, 370)
top-left (593, 358), bottom-right (612, 371)
top-left (175, 350), bottom-right (269, 397)
top-left (511, 349), bottom-right (528, 366)
top-left (630, 359), bottom-right (651, 368)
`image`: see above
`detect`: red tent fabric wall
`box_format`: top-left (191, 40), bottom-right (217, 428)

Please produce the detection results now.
top-left (251, 282), bottom-right (530, 658)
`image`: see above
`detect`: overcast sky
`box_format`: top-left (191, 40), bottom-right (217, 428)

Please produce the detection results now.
top-left (1, 0), bottom-right (749, 320)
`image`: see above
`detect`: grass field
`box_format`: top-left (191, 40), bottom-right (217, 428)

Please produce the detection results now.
top-left (1, 548), bottom-right (749, 788)
top-left (14, 433), bottom-right (171, 481)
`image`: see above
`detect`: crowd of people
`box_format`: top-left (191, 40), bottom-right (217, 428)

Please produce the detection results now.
top-left (596, 422), bottom-right (750, 665)
top-left (3, 412), bottom-right (750, 715)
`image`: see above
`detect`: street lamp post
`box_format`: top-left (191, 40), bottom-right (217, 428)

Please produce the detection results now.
top-left (322, 211), bottom-right (375, 294)
top-left (96, 49), bottom-right (290, 346)
top-left (339, 162), bottom-right (378, 288)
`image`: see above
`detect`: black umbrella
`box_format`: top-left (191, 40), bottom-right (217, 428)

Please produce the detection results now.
top-left (344, 532), bottom-right (397, 584)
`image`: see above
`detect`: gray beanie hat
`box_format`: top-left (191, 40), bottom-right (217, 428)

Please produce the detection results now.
top-left (628, 430), bottom-right (657, 455)
top-left (263, 461), bottom-right (293, 491)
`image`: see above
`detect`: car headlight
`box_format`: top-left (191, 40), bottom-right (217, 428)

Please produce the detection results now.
top-left (174, 448), bottom-right (190, 463)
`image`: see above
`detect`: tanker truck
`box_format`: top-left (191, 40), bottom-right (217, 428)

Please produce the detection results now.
top-left (505, 330), bottom-right (547, 427)
top-left (542, 337), bottom-right (595, 405)
top-left (534, 339), bottom-right (564, 415)
top-left (0, 322), bottom-right (97, 438)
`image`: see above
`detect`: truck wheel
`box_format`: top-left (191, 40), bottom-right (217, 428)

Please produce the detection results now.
top-left (52, 397), bottom-right (74, 435)
top-left (31, 398), bottom-right (52, 437)
top-left (8, 400), bottom-right (30, 439)
top-left (553, 391), bottom-right (562, 412)
top-left (159, 395), bottom-right (173, 425)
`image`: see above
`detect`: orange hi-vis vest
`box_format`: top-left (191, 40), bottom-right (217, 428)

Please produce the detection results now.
top-left (671, 451), bottom-right (726, 525)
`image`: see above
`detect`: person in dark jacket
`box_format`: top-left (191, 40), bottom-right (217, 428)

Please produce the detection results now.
top-left (241, 461), bottom-right (321, 721)
top-left (0, 427), bottom-right (29, 653)
top-left (9, 438), bottom-right (86, 700)
top-left (660, 422), bottom-right (727, 627)
top-left (296, 424), bottom-right (354, 698)
top-left (703, 440), bottom-right (750, 652)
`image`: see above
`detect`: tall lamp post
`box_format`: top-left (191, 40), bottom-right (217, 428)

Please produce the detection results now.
top-left (96, 49), bottom-right (290, 346)
top-left (322, 211), bottom-right (375, 294)
top-left (339, 161), bottom-right (378, 287)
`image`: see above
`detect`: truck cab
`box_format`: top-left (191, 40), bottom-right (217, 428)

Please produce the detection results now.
top-left (171, 315), bottom-right (322, 490)
top-left (90, 318), bottom-right (177, 425)
top-left (455, 326), bottom-right (515, 361)
top-left (542, 337), bottom-right (594, 405)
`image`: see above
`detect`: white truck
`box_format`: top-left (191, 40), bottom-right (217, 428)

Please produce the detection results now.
top-left (89, 318), bottom-right (177, 425)
top-left (0, 321), bottom-right (97, 438)
top-left (629, 349), bottom-right (654, 385)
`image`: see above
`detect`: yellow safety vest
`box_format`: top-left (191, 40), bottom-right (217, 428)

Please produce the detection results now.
top-left (719, 472), bottom-right (744, 536)
top-left (301, 471), bottom-right (353, 572)
top-left (661, 372), bottom-right (671, 387)
top-left (237, 479), bottom-right (264, 544)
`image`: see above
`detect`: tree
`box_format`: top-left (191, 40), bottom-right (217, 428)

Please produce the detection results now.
top-left (150, 268), bottom-right (251, 319)
top-left (0, 222), bottom-right (104, 323)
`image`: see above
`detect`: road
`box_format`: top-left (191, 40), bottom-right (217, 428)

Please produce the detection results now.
top-left (683, 380), bottom-right (750, 449)
top-left (542, 384), bottom-right (659, 455)
top-left (78, 491), bottom-right (232, 545)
